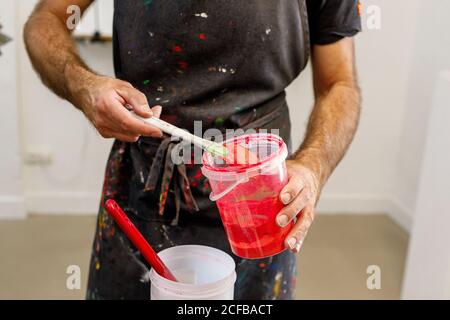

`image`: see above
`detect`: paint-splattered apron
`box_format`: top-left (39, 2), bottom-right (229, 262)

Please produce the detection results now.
top-left (87, 0), bottom-right (310, 300)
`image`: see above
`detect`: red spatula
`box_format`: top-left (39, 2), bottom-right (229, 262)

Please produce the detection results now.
top-left (105, 199), bottom-right (178, 282)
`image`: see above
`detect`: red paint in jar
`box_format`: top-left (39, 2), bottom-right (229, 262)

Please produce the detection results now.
top-left (202, 134), bottom-right (292, 259)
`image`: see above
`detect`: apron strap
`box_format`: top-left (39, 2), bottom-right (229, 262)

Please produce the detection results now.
top-left (144, 136), bottom-right (199, 225)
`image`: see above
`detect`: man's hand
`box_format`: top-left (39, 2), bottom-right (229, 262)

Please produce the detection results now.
top-left (81, 75), bottom-right (163, 142)
top-left (276, 160), bottom-right (320, 253)
top-left (24, 0), bottom-right (163, 143)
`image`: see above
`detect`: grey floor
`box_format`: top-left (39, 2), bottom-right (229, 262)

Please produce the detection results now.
top-left (0, 214), bottom-right (408, 300)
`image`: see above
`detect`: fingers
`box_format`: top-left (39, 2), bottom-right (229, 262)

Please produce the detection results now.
top-left (106, 97), bottom-right (163, 138)
top-left (276, 187), bottom-right (312, 227)
top-left (285, 205), bottom-right (315, 253)
top-left (151, 105), bottom-right (162, 119)
top-left (114, 133), bottom-right (140, 143)
top-left (276, 161), bottom-right (320, 254)
top-left (89, 78), bottom-right (164, 141)
top-left (117, 86), bottom-right (153, 118)
top-left (279, 175), bottom-right (305, 205)
top-left (115, 134), bottom-right (140, 143)
top-left (97, 128), bottom-right (139, 142)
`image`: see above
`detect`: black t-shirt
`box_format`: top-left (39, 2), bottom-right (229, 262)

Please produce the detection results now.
top-left (113, 0), bottom-right (361, 131)
top-left (306, 0), bottom-right (361, 44)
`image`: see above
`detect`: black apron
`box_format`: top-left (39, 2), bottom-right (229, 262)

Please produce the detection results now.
top-left (87, 0), bottom-right (310, 300)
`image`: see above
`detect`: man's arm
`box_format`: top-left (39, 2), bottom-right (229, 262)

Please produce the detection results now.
top-left (296, 37), bottom-right (361, 187)
top-left (277, 38), bottom-right (361, 252)
top-left (24, 0), bottom-right (93, 102)
top-left (24, 0), bottom-right (162, 142)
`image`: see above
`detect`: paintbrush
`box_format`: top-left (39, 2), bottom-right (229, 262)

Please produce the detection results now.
top-left (105, 199), bottom-right (178, 282)
top-left (133, 113), bottom-right (260, 165)
top-left (132, 113), bottom-right (229, 158)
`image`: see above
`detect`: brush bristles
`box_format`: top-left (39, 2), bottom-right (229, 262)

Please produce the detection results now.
top-left (206, 144), bottom-right (229, 158)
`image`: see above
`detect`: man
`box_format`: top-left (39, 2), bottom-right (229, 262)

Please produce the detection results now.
top-left (24, 0), bottom-right (361, 299)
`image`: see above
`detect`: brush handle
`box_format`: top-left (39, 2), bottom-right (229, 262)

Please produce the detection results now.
top-left (105, 199), bottom-right (178, 282)
top-left (132, 113), bottom-right (228, 157)
top-left (132, 113), bottom-right (211, 149)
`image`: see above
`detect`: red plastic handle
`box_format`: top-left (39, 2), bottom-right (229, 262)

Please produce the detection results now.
top-left (105, 199), bottom-right (178, 282)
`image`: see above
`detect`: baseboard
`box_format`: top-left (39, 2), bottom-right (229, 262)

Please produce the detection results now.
top-left (318, 193), bottom-right (413, 233)
top-left (21, 192), bottom-right (414, 232)
top-left (318, 193), bottom-right (391, 214)
top-left (383, 197), bottom-right (414, 232)
top-left (25, 192), bottom-right (100, 215)
top-left (0, 196), bottom-right (27, 219)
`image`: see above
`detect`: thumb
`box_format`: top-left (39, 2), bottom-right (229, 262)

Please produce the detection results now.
top-left (151, 105), bottom-right (162, 119)
top-left (133, 103), bottom-right (153, 118)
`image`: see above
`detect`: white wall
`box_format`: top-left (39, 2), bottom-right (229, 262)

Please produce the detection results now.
top-left (401, 0), bottom-right (450, 299)
top-left (1, 0), bottom-right (430, 230)
top-left (393, 0), bottom-right (450, 227)
top-left (0, 0), bottom-right (25, 219)
top-left (401, 71), bottom-right (450, 299)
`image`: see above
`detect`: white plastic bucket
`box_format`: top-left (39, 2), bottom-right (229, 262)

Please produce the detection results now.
top-left (149, 245), bottom-right (236, 300)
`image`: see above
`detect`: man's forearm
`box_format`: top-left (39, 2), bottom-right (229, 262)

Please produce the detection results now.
top-left (24, 6), bottom-right (95, 109)
top-left (23, 1), bottom-right (163, 142)
top-left (294, 81), bottom-right (361, 188)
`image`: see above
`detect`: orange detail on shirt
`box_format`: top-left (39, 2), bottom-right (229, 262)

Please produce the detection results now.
top-left (357, 1), bottom-right (362, 17)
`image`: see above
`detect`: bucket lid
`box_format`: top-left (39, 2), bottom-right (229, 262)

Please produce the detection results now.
top-left (201, 133), bottom-right (288, 201)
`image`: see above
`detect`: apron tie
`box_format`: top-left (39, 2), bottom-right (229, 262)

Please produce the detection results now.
top-left (144, 136), bottom-right (199, 225)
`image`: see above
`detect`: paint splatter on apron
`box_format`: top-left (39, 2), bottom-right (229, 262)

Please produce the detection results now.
top-left (87, 0), bottom-right (310, 300)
